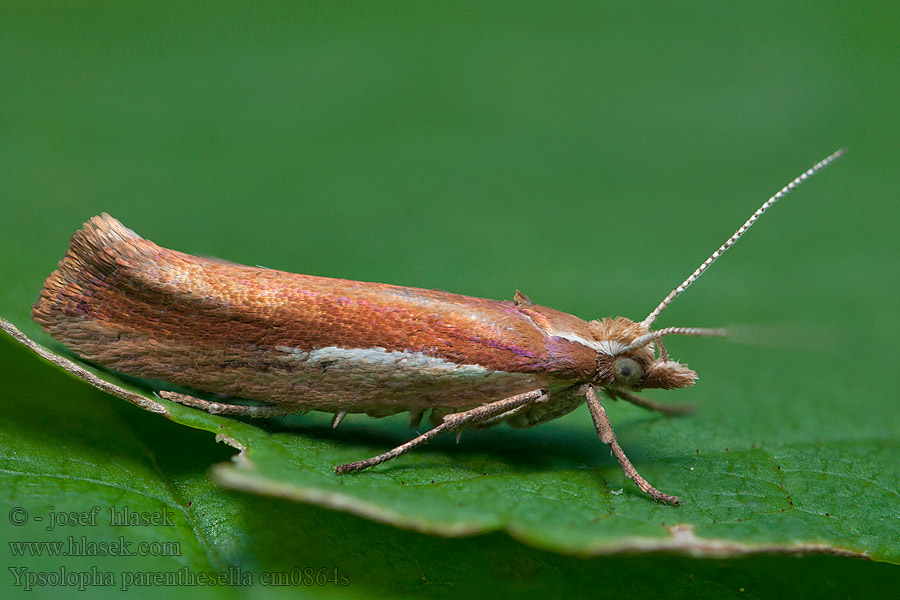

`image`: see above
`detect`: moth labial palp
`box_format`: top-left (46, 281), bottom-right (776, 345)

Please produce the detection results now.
top-left (30, 149), bottom-right (845, 505)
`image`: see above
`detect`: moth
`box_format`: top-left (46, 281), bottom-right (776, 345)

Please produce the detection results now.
top-left (32, 150), bottom-right (844, 504)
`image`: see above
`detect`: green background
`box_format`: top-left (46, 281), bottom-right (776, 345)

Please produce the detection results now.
top-left (2, 1), bottom-right (898, 598)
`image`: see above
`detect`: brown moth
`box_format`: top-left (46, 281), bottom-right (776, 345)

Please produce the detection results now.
top-left (31, 150), bottom-right (844, 504)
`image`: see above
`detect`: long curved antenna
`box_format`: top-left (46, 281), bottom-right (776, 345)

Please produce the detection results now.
top-left (622, 326), bottom-right (727, 354)
top-left (641, 148), bottom-right (846, 329)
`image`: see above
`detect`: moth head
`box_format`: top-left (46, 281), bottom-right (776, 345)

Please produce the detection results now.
top-left (584, 150), bottom-right (846, 391)
top-left (588, 316), bottom-right (721, 391)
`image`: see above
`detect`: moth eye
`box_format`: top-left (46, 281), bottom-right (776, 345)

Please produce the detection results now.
top-left (614, 357), bottom-right (643, 387)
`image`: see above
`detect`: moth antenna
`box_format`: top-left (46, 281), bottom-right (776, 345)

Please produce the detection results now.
top-left (623, 326), bottom-right (727, 353)
top-left (641, 148), bottom-right (846, 329)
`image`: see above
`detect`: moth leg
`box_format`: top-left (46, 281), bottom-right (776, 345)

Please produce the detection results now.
top-left (585, 386), bottom-right (680, 505)
top-left (334, 388), bottom-right (549, 474)
top-left (158, 391), bottom-right (295, 418)
top-left (468, 402), bottom-right (535, 429)
top-left (607, 388), bottom-right (695, 416)
top-left (444, 400), bottom-right (540, 438)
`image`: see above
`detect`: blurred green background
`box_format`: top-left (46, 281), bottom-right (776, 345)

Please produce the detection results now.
top-left (2, 1), bottom-right (899, 598)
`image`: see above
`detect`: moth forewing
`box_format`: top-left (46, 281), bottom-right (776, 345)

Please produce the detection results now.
top-left (31, 150), bottom-right (845, 506)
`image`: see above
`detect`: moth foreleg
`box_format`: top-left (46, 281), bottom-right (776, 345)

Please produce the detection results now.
top-left (334, 388), bottom-right (549, 474)
top-left (158, 390), bottom-right (295, 418)
top-left (607, 388), bottom-right (694, 416)
top-left (585, 386), bottom-right (681, 505)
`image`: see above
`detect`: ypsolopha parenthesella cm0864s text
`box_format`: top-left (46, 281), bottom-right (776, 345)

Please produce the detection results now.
top-left (31, 149), bottom-right (845, 504)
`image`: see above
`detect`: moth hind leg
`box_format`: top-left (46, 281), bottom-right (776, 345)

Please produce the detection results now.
top-left (335, 388), bottom-right (549, 474)
top-left (158, 390), bottom-right (295, 418)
